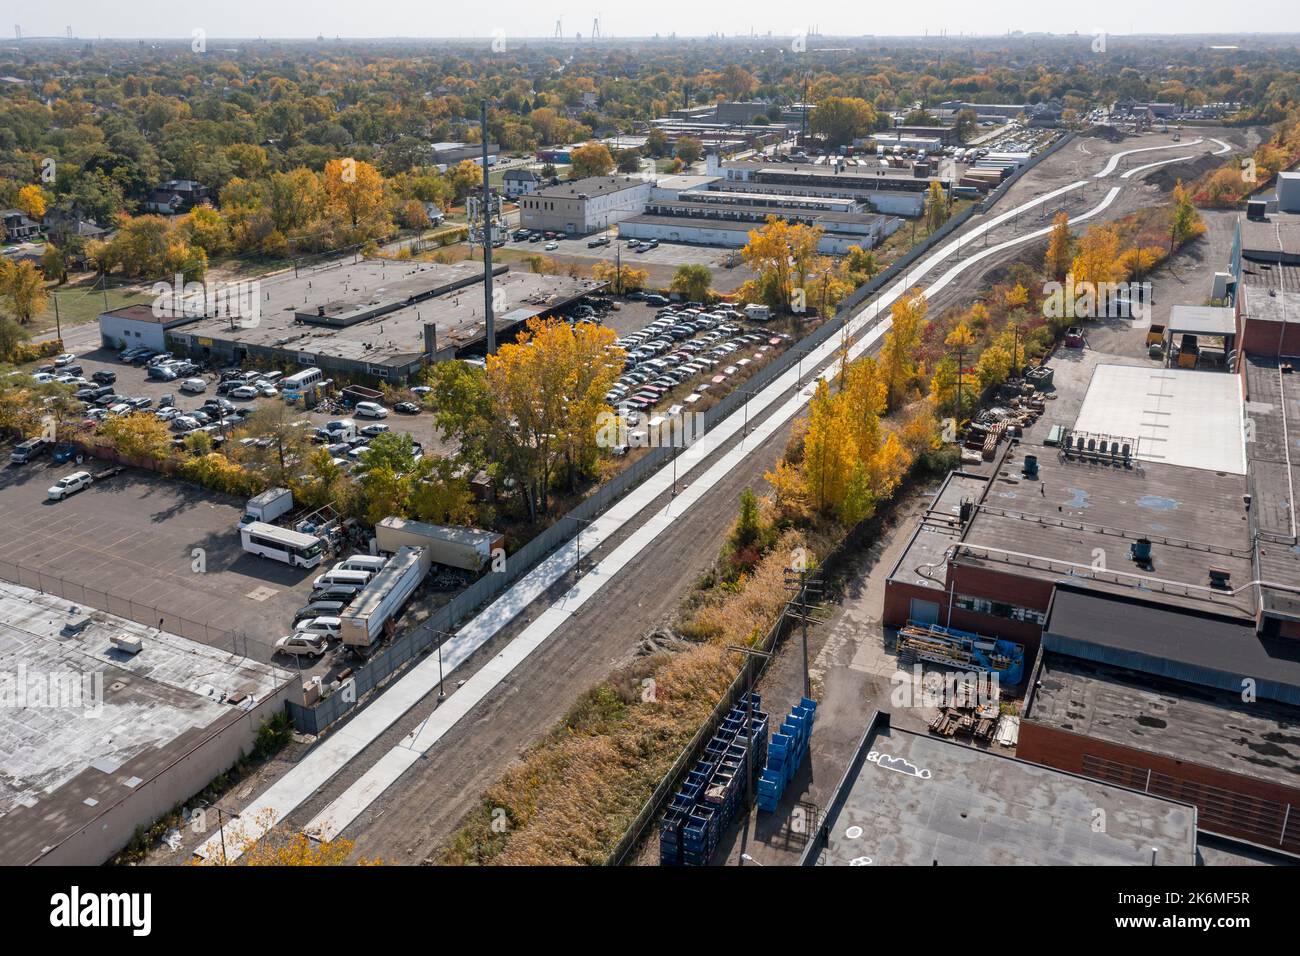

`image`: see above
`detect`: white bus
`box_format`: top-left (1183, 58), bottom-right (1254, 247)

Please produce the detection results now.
top-left (280, 367), bottom-right (323, 400)
top-left (240, 521), bottom-right (324, 568)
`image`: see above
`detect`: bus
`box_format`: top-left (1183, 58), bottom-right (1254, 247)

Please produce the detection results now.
top-left (240, 521), bottom-right (324, 568)
top-left (280, 367), bottom-right (323, 401)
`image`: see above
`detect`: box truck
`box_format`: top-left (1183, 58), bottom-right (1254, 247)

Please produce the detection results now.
top-left (238, 487), bottom-right (293, 529)
top-left (339, 546), bottom-right (431, 649)
top-left (375, 516), bottom-right (504, 572)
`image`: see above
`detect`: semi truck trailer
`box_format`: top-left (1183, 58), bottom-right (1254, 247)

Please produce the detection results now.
top-left (375, 516), bottom-right (504, 572)
top-left (339, 546), bottom-right (431, 649)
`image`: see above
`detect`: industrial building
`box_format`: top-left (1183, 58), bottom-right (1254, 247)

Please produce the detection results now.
top-left (802, 712), bottom-right (1198, 866)
top-left (431, 141), bottom-right (498, 168)
top-left (517, 175), bottom-right (653, 235)
top-left (704, 155), bottom-right (946, 217)
top-left (619, 199), bottom-right (898, 254)
top-left (98, 303), bottom-right (203, 352)
top-left (0, 582), bottom-right (295, 865)
top-left (102, 257), bottom-right (603, 383)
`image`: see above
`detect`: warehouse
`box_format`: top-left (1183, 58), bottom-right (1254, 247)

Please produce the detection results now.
top-left (161, 257), bottom-right (602, 382)
top-left (801, 712), bottom-right (1198, 866)
top-left (706, 155), bottom-right (943, 217)
top-left (517, 175), bottom-right (653, 235)
top-left (1019, 650), bottom-right (1300, 855)
top-left (0, 582), bottom-right (295, 865)
top-left (97, 303), bottom-right (198, 352)
top-left (619, 208), bottom-right (898, 255)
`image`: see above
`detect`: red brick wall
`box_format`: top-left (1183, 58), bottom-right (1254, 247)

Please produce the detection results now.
top-left (1241, 317), bottom-right (1300, 358)
top-left (1019, 720), bottom-right (1300, 853)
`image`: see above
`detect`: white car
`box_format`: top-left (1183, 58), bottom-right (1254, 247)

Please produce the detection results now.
top-left (259, 383), bottom-right (278, 397)
top-left (47, 472), bottom-right (92, 500)
top-left (354, 401), bottom-right (388, 419)
top-left (294, 616), bottom-right (342, 639)
top-left (230, 385), bottom-right (259, 400)
top-left (275, 632), bottom-right (328, 658)
top-left (31, 372), bottom-right (55, 384)
top-left (180, 378), bottom-right (207, 394)
top-left (155, 406), bottom-right (181, 421)
top-left (54, 353), bottom-right (76, 366)
top-left (359, 423), bottom-right (390, 438)
top-left (544, 241), bottom-right (559, 250)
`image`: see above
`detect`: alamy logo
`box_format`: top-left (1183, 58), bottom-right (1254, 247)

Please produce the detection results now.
top-left (0, 664), bottom-right (102, 715)
top-left (50, 886), bottom-right (151, 936)
top-left (1041, 275), bottom-right (1151, 321)
top-left (152, 274), bottom-right (261, 326)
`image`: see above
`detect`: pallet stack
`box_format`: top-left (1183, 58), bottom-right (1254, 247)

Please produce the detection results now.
top-left (756, 697), bottom-right (818, 812)
top-left (659, 693), bottom-right (768, 866)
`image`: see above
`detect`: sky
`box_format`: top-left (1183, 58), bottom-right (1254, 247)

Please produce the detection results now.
top-left (6, 1), bottom-right (1300, 43)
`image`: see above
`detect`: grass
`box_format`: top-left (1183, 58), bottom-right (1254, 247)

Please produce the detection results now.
top-left (29, 280), bottom-right (151, 336)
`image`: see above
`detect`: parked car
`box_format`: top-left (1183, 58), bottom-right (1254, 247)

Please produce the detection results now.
top-left (354, 401), bottom-right (388, 419)
top-left (544, 241), bottom-right (559, 251)
top-left (1065, 326), bottom-right (1086, 347)
top-left (91, 370), bottom-right (117, 385)
top-left (180, 378), bottom-right (207, 394)
top-left (394, 401), bottom-right (420, 415)
top-left (294, 616), bottom-right (343, 639)
top-left (230, 385), bottom-right (259, 400)
top-left (47, 471), bottom-right (93, 500)
top-left (360, 423), bottom-right (390, 438)
top-left (274, 632), bottom-right (328, 658)
top-left (310, 583), bottom-right (365, 603)
top-left (293, 600), bottom-right (346, 623)
top-left (54, 353), bottom-right (76, 366)
top-left (9, 437), bottom-right (49, 465)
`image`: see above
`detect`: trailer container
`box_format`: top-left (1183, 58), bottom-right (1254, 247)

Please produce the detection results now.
top-left (375, 516), bottom-right (503, 572)
top-left (339, 546), bottom-right (431, 648)
top-left (238, 487), bottom-right (293, 529)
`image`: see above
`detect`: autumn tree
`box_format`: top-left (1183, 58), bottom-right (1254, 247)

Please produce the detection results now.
top-left (1044, 211), bottom-right (1073, 278)
top-left (569, 142), bottom-right (615, 179)
top-left (740, 216), bottom-right (823, 313)
top-left (592, 260), bottom-right (648, 295)
top-left (670, 264), bottom-right (712, 302)
top-left (0, 259), bottom-right (48, 324)
top-left (17, 184), bottom-right (47, 220)
top-left (1169, 179), bottom-right (1204, 253)
top-left (98, 412), bottom-right (171, 460)
top-left (879, 289), bottom-right (929, 410)
top-left (1071, 223), bottom-right (1126, 291)
top-left (924, 181), bottom-right (950, 232)
top-left (810, 97), bottom-right (879, 149)
top-left (322, 158), bottom-right (389, 242)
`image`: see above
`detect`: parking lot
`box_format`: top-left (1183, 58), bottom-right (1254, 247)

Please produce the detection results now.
top-left (0, 455), bottom-right (319, 662)
top-left (27, 346), bottom-right (458, 462)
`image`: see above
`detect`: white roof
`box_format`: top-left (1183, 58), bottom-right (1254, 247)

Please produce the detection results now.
top-left (1072, 364), bottom-right (1245, 475)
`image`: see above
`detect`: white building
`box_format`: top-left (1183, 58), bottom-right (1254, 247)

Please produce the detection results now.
top-left (518, 176), bottom-right (653, 235)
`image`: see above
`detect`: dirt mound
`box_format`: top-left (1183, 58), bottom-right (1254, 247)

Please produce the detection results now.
top-left (1083, 125), bottom-right (1128, 143)
top-left (1145, 152), bottom-right (1225, 192)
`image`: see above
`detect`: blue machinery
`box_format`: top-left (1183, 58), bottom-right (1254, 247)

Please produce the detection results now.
top-left (897, 620), bottom-right (1025, 687)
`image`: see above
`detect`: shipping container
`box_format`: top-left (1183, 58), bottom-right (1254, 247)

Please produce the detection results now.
top-left (339, 546), bottom-right (430, 648)
top-left (375, 516), bottom-right (504, 572)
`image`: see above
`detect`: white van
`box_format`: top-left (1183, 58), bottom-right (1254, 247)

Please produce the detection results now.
top-left (335, 555), bottom-right (388, 573)
top-left (354, 401), bottom-right (388, 419)
top-left (310, 568), bottom-right (373, 589)
top-left (744, 304), bottom-right (772, 322)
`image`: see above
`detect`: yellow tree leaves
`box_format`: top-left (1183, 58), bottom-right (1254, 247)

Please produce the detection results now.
top-left (740, 216), bottom-right (823, 313)
top-left (322, 158), bottom-right (389, 241)
top-left (1070, 223), bottom-right (1126, 289)
top-left (1044, 211), bottom-right (1073, 278)
top-left (879, 288), bottom-right (929, 410)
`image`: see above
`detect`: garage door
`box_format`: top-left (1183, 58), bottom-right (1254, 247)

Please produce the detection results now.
top-left (908, 598), bottom-right (940, 626)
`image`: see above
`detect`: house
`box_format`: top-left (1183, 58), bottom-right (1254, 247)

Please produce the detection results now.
top-left (502, 168), bottom-right (542, 199)
top-left (44, 208), bottom-right (109, 245)
top-left (141, 180), bottom-right (212, 215)
top-left (1, 209), bottom-right (40, 242)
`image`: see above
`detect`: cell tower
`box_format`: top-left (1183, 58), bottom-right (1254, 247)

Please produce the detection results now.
top-left (15, 25), bottom-right (21, 40)
top-left (592, 17), bottom-right (600, 39)
top-left (554, 19), bottom-right (563, 39)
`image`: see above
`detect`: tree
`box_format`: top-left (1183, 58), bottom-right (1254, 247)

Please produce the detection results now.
top-left (17, 184), bottom-right (47, 220)
top-left (740, 216), bottom-right (823, 313)
top-left (1071, 223), bottom-right (1125, 291)
top-left (0, 259), bottom-right (48, 324)
top-left (183, 206), bottom-right (227, 257)
top-left (0, 317), bottom-right (28, 361)
top-left (232, 403), bottom-right (314, 485)
top-left (615, 149), bottom-right (642, 174)
top-left (1044, 211), bottom-right (1073, 279)
top-left (670, 264), bottom-right (712, 303)
top-left (675, 136), bottom-right (703, 166)
top-left (955, 109), bottom-right (979, 143)
top-left (446, 160), bottom-right (483, 205)
top-left (924, 180), bottom-right (950, 232)
top-left (879, 290), bottom-right (928, 409)
top-left (592, 260), bottom-right (648, 295)
top-left (98, 413), bottom-right (171, 459)
top-left (1169, 179), bottom-right (1204, 253)
top-left (569, 142), bottom-right (614, 179)
top-left (322, 158), bottom-right (389, 241)
top-left (719, 65), bottom-right (757, 101)
top-left (810, 97), bottom-right (879, 149)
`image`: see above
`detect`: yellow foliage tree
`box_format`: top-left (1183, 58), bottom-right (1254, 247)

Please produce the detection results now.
top-left (879, 289), bottom-right (929, 410)
top-left (1044, 211), bottom-right (1072, 278)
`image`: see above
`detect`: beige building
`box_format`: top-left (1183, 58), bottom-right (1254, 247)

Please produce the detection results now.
top-left (518, 175), bottom-right (653, 235)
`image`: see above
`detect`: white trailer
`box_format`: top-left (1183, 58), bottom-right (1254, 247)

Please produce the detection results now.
top-left (340, 546), bottom-right (431, 649)
top-left (375, 516), bottom-right (503, 572)
top-left (238, 487), bottom-right (293, 529)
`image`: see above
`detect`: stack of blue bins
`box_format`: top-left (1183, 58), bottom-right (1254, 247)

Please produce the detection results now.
top-left (757, 697), bottom-right (817, 812)
top-left (659, 693), bottom-right (769, 865)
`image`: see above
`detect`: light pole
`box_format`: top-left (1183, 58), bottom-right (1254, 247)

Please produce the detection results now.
top-left (783, 567), bottom-right (823, 700)
top-left (571, 515), bottom-right (594, 584)
top-left (198, 800), bottom-right (241, 866)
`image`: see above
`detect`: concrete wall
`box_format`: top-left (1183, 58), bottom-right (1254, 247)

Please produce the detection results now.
top-left (1018, 718), bottom-right (1300, 854)
top-left (34, 680), bottom-right (296, 865)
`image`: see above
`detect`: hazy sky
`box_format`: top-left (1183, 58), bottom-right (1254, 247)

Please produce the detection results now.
top-left (7, 1), bottom-right (1300, 42)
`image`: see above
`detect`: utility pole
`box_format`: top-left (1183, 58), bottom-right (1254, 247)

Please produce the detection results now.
top-left (784, 566), bottom-right (823, 699)
top-left (481, 100), bottom-right (495, 355)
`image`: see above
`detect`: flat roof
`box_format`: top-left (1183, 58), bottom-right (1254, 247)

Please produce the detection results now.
top-left (1071, 364), bottom-right (1245, 474)
top-left (1243, 356), bottom-right (1300, 621)
top-left (101, 304), bottom-right (190, 326)
top-left (1028, 654), bottom-right (1300, 792)
top-left (956, 439), bottom-right (1255, 617)
top-left (1167, 304), bottom-right (1236, 337)
top-left (0, 582), bottom-right (292, 865)
top-left (643, 200), bottom-right (882, 226)
top-left (1239, 213), bottom-right (1300, 261)
top-left (170, 258), bottom-right (601, 366)
top-left (533, 175), bottom-right (648, 199)
top-left (888, 471), bottom-right (991, 592)
top-left (811, 720), bottom-right (1196, 866)
top-left (1044, 585), bottom-right (1300, 706)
